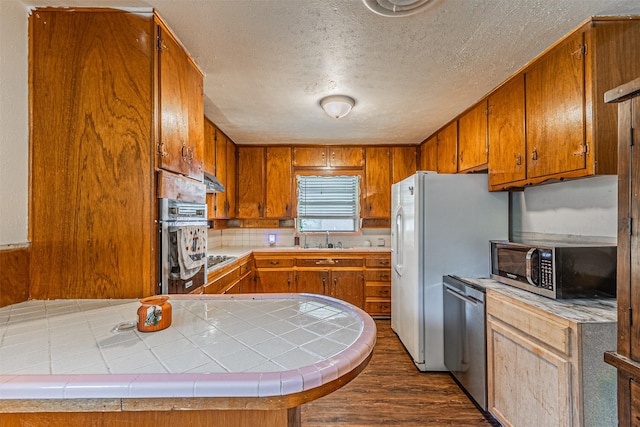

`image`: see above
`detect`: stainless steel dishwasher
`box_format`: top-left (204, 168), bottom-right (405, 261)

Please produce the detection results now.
top-left (443, 275), bottom-right (487, 411)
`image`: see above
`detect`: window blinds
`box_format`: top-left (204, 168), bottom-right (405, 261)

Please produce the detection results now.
top-left (296, 175), bottom-right (360, 232)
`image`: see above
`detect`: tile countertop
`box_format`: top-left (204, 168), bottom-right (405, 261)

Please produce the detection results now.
top-left (208, 246), bottom-right (391, 258)
top-left (0, 294), bottom-right (376, 401)
top-left (462, 277), bottom-right (617, 323)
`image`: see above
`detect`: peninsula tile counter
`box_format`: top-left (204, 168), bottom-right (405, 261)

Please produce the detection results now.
top-left (0, 293), bottom-right (376, 426)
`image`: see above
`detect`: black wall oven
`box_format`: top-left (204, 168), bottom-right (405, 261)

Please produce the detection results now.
top-left (158, 198), bottom-right (208, 294)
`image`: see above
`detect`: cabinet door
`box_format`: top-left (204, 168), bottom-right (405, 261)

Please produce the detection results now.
top-left (437, 122), bottom-right (458, 174)
top-left (295, 270), bottom-right (330, 295)
top-left (265, 147), bottom-right (292, 218)
top-left (203, 118), bottom-right (216, 175)
top-left (487, 319), bottom-right (572, 427)
top-left (329, 147), bottom-right (364, 167)
top-left (392, 146), bottom-right (417, 183)
top-left (364, 147), bottom-right (391, 218)
top-left (293, 147), bottom-right (326, 167)
top-left (214, 129), bottom-right (228, 218)
top-left (185, 62), bottom-right (204, 180)
top-left (226, 138), bottom-right (237, 218)
top-left (488, 76), bottom-right (526, 188)
top-left (420, 135), bottom-right (438, 171)
top-left (458, 101), bottom-right (488, 172)
top-left (158, 27), bottom-right (190, 176)
top-left (254, 270), bottom-right (292, 293)
top-left (526, 30), bottom-right (586, 179)
top-left (237, 147), bottom-right (264, 218)
top-left (331, 270), bottom-right (364, 308)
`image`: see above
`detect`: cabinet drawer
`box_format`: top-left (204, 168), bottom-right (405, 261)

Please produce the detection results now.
top-left (365, 284), bottom-right (391, 298)
top-left (487, 292), bottom-right (572, 356)
top-left (365, 299), bottom-right (391, 315)
top-left (365, 269), bottom-right (391, 282)
top-left (254, 258), bottom-right (294, 268)
top-left (296, 258), bottom-right (363, 267)
top-left (205, 267), bottom-right (240, 294)
top-left (366, 257), bottom-right (391, 268)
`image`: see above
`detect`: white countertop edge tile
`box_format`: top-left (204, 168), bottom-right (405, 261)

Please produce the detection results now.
top-left (0, 293), bottom-right (377, 401)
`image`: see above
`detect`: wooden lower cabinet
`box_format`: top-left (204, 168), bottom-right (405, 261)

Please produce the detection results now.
top-left (487, 290), bottom-right (616, 427)
top-left (364, 255), bottom-right (391, 317)
top-left (204, 252), bottom-right (389, 315)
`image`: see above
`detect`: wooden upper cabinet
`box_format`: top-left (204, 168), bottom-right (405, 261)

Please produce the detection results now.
top-left (214, 129), bottom-right (228, 218)
top-left (488, 76), bottom-right (526, 189)
top-left (437, 122), bottom-right (458, 174)
top-left (420, 135), bottom-right (438, 172)
top-left (329, 147), bottom-right (364, 167)
top-left (158, 25), bottom-right (203, 181)
top-left (293, 147), bottom-right (326, 167)
top-left (265, 147), bottom-right (292, 218)
top-left (458, 101), bottom-right (488, 173)
top-left (226, 137), bottom-right (237, 218)
top-left (237, 147), bottom-right (265, 218)
top-left (525, 30), bottom-right (586, 180)
top-left (293, 146), bottom-right (363, 168)
top-left (392, 146), bottom-right (417, 183)
top-left (364, 147), bottom-right (391, 218)
top-left (203, 118), bottom-right (216, 175)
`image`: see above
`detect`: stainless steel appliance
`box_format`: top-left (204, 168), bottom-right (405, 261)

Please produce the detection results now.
top-left (158, 198), bottom-right (208, 294)
top-left (490, 240), bottom-right (617, 299)
top-left (443, 275), bottom-right (487, 411)
top-left (391, 172), bottom-right (508, 371)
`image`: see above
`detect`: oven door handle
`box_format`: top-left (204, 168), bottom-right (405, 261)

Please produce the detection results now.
top-left (525, 248), bottom-right (538, 286)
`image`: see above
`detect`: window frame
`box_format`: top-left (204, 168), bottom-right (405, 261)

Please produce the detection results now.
top-left (294, 170), bottom-right (363, 234)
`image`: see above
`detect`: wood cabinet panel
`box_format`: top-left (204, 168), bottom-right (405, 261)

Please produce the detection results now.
top-left (458, 101), bottom-right (488, 172)
top-left (158, 25), bottom-right (203, 181)
top-left (295, 269), bottom-right (329, 294)
top-left (265, 147), bottom-right (292, 218)
top-left (437, 122), bottom-right (458, 174)
top-left (226, 138), bottom-right (237, 218)
top-left (392, 146), bottom-right (417, 183)
top-left (214, 129), bottom-right (228, 218)
top-left (420, 136), bottom-right (438, 172)
top-left (29, 10), bottom-right (158, 299)
top-left (237, 147), bottom-right (264, 218)
top-left (488, 318), bottom-right (572, 427)
top-left (293, 147), bottom-right (326, 167)
top-left (254, 270), bottom-right (293, 293)
top-left (329, 147), bottom-right (364, 167)
top-left (488, 76), bottom-right (526, 189)
top-left (330, 270), bottom-right (364, 308)
top-left (364, 147), bottom-right (391, 218)
top-left (526, 30), bottom-right (586, 179)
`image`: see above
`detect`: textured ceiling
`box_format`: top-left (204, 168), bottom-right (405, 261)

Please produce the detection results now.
top-left (23, 0), bottom-right (640, 145)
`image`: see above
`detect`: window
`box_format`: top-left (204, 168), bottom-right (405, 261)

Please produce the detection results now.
top-left (296, 175), bottom-right (360, 233)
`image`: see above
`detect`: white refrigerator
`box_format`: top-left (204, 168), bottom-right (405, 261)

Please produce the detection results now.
top-left (391, 172), bottom-right (508, 371)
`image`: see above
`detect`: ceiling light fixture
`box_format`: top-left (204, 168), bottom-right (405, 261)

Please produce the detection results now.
top-left (320, 95), bottom-right (355, 119)
top-left (362, 0), bottom-right (436, 17)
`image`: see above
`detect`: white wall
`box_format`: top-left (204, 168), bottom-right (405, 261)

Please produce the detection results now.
top-left (0, 1), bottom-right (29, 246)
top-left (511, 175), bottom-right (617, 243)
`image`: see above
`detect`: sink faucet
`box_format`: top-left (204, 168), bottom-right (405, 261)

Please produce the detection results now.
top-left (326, 231), bottom-right (330, 248)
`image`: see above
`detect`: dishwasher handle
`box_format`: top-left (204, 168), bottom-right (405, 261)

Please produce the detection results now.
top-left (444, 285), bottom-right (483, 306)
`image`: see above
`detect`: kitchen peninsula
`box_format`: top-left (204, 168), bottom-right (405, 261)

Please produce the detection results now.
top-left (0, 294), bottom-right (375, 426)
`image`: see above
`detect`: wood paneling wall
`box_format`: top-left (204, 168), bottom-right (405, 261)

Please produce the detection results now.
top-left (0, 246), bottom-right (30, 307)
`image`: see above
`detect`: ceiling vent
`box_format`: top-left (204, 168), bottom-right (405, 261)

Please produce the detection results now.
top-left (362, 0), bottom-right (436, 17)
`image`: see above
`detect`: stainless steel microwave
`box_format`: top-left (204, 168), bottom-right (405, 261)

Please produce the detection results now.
top-left (490, 240), bottom-right (617, 299)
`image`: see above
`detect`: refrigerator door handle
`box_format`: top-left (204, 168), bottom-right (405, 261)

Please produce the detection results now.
top-left (393, 206), bottom-right (404, 276)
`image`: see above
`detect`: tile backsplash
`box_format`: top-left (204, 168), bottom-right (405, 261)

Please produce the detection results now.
top-left (208, 228), bottom-right (391, 249)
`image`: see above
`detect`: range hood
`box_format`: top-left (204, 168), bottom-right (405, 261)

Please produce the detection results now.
top-left (204, 172), bottom-right (225, 193)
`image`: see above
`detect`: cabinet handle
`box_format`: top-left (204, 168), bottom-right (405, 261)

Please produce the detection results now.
top-left (187, 147), bottom-right (194, 164)
top-left (379, 260), bottom-right (389, 266)
top-left (380, 274), bottom-right (389, 280)
top-left (459, 151), bottom-right (464, 163)
top-left (515, 153), bottom-right (522, 166)
top-left (334, 277), bottom-right (337, 286)
top-left (269, 261), bottom-right (279, 265)
top-left (181, 142), bottom-right (189, 161)
top-left (157, 141), bottom-right (168, 158)
top-left (531, 148), bottom-right (538, 161)
top-left (322, 277), bottom-right (326, 293)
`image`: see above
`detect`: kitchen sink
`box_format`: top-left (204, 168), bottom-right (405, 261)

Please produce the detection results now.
top-left (207, 255), bottom-right (237, 269)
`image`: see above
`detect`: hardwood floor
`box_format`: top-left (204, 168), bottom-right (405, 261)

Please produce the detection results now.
top-left (301, 320), bottom-right (497, 427)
